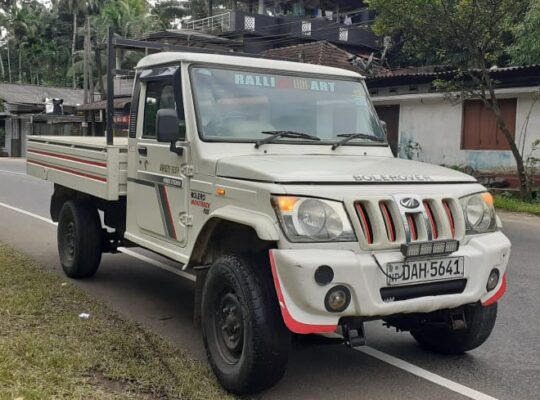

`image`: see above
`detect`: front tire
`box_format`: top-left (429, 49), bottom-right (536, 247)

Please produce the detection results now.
top-left (57, 200), bottom-right (103, 278)
top-left (201, 254), bottom-right (290, 394)
top-left (411, 303), bottom-right (498, 354)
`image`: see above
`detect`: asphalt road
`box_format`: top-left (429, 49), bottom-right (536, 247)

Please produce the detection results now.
top-left (1, 158), bottom-right (539, 400)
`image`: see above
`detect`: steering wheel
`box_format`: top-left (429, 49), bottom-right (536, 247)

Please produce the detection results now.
top-left (205, 113), bottom-right (252, 137)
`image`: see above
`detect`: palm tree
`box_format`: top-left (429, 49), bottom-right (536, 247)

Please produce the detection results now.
top-left (64, 0), bottom-right (87, 88)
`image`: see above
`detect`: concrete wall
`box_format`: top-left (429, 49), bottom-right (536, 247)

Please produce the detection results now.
top-left (372, 88), bottom-right (540, 173)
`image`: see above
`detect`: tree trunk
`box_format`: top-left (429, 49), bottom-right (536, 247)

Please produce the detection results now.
top-left (0, 49), bottom-right (5, 80)
top-left (483, 72), bottom-right (531, 200)
top-left (18, 46), bottom-right (22, 83)
top-left (7, 45), bottom-right (11, 82)
top-left (72, 11), bottom-right (77, 89)
top-left (95, 46), bottom-right (105, 99)
top-left (497, 115), bottom-right (530, 200)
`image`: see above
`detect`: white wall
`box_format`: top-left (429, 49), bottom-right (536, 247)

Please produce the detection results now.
top-left (373, 88), bottom-right (540, 173)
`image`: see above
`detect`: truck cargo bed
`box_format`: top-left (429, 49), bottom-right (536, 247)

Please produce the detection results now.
top-left (27, 136), bottom-right (128, 201)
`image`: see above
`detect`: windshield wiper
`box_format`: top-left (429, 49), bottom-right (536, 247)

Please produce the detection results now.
top-left (331, 133), bottom-right (386, 150)
top-left (255, 131), bottom-right (321, 149)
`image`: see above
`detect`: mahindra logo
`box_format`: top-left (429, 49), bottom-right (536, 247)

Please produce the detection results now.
top-left (400, 197), bottom-right (420, 209)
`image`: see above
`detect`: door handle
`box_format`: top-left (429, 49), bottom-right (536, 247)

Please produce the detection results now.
top-left (138, 147), bottom-right (148, 157)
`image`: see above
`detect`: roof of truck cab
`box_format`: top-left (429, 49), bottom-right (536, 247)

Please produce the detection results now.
top-left (136, 52), bottom-right (364, 79)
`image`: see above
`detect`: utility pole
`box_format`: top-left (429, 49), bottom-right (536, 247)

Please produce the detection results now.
top-left (209, 0), bottom-right (213, 17)
top-left (87, 19), bottom-right (96, 136)
top-left (83, 18), bottom-right (89, 105)
top-left (106, 26), bottom-right (114, 146)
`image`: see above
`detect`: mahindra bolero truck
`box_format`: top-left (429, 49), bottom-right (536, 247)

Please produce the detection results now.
top-left (26, 52), bottom-right (511, 394)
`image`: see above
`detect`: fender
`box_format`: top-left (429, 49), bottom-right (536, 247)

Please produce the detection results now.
top-left (208, 205), bottom-right (281, 241)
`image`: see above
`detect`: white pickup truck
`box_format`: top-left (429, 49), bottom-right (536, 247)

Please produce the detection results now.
top-left (27, 52), bottom-right (511, 394)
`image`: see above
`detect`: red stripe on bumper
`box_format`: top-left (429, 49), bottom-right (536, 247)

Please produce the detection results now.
top-left (482, 274), bottom-right (507, 306)
top-left (269, 250), bottom-right (337, 334)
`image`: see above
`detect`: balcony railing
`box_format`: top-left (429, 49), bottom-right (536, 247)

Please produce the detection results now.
top-left (182, 12), bottom-right (232, 34)
top-left (182, 10), bottom-right (377, 50)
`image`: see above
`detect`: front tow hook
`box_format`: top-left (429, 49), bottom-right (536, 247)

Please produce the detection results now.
top-left (341, 318), bottom-right (366, 348)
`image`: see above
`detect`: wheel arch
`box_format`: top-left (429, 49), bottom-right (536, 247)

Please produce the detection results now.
top-left (187, 210), bottom-right (280, 270)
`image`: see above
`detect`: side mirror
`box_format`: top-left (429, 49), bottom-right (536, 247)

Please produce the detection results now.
top-left (156, 108), bottom-right (182, 143)
top-left (156, 109), bottom-right (186, 155)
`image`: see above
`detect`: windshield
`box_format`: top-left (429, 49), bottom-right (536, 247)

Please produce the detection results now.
top-left (190, 66), bottom-right (387, 146)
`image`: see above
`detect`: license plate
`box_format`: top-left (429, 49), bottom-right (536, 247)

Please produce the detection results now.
top-left (386, 257), bottom-right (464, 286)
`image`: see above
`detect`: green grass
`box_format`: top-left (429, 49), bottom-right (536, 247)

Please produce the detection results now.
top-left (0, 244), bottom-right (233, 400)
top-left (494, 195), bottom-right (540, 216)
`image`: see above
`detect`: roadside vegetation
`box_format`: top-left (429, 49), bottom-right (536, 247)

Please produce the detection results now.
top-left (494, 194), bottom-right (540, 216)
top-left (0, 243), bottom-right (232, 400)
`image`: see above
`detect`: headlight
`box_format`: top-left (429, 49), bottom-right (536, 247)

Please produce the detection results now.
top-left (272, 196), bottom-right (356, 242)
top-left (460, 192), bottom-right (497, 235)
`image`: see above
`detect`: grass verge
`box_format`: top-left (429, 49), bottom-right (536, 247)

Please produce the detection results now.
top-left (0, 243), bottom-right (233, 400)
top-left (494, 195), bottom-right (540, 216)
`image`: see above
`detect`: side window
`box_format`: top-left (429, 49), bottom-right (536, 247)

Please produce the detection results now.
top-left (461, 99), bottom-right (516, 150)
top-left (143, 80), bottom-right (176, 139)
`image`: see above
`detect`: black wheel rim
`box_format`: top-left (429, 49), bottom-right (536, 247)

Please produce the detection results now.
top-left (213, 290), bottom-right (244, 365)
top-left (62, 221), bottom-right (76, 264)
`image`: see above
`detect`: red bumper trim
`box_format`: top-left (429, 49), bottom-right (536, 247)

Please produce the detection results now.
top-left (269, 250), bottom-right (337, 334)
top-left (482, 274), bottom-right (507, 306)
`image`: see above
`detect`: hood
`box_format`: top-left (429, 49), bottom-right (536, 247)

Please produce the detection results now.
top-left (215, 155), bottom-right (476, 184)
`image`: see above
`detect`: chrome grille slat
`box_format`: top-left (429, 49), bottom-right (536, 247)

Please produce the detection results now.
top-left (351, 195), bottom-right (464, 250)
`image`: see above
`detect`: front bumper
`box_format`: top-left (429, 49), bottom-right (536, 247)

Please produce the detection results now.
top-left (270, 231), bottom-right (511, 334)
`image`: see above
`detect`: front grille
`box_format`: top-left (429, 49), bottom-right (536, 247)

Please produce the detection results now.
top-left (380, 279), bottom-right (467, 302)
top-left (353, 196), bottom-right (464, 249)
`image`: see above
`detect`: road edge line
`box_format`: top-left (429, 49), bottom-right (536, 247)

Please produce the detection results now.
top-left (0, 201), bottom-right (195, 282)
top-left (0, 201), bottom-right (57, 226)
top-left (357, 346), bottom-right (499, 400)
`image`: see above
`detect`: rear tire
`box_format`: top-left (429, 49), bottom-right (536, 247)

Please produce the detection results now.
top-left (57, 200), bottom-right (103, 278)
top-left (201, 254), bottom-right (290, 394)
top-left (411, 303), bottom-right (497, 354)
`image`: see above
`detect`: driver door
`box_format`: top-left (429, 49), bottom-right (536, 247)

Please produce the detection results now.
top-left (129, 67), bottom-right (190, 247)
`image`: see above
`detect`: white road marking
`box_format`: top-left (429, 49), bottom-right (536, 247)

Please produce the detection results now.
top-left (0, 201), bottom-right (57, 226)
top-left (0, 200), bottom-right (498, 400)
top-left (0, 201), bottom-right (196, 282)
top-left (0, 169), bottom-right (27, 176)
top-left (357, 347), bottom-right (498, 400)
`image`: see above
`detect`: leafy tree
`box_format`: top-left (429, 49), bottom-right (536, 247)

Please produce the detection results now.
top-left (152, 0), bottom-right (189, 29)
top-left (93, 0), bottom-right (158, 40)
top-left (369, 0), bottom-right (533, 200)
top-left (510, 0), bottom-right (540, 65)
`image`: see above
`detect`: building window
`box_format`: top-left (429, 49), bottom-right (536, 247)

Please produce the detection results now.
top-left (461, 99), bottom-right (516, 150)
top-left (244, 16), bottom-right (255, 31)
top-left (339, 27), bottom-right (349, 41)
top-left (302, 21), bottom-right (312, 36)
